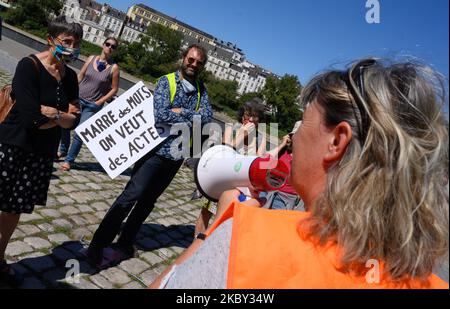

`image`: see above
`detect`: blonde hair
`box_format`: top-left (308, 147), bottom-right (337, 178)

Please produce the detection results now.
top-left (299, 59), bottom-right (449, 281)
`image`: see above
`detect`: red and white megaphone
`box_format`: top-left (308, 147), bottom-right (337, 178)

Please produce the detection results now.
top-left (194, 145), bottom-right (289, 202)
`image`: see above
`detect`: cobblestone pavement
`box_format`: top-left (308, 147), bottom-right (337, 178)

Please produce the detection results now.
top-left (1, 69), bottom-right (205, 289)
top-left (3, 143), bottom-right (204, 289)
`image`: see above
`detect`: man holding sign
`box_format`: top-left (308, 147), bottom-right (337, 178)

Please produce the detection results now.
top-left (85, 45), bottom-right (213, 265)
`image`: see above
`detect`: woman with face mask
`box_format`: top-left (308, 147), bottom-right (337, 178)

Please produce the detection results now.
top-left (58, 37), bottom-right (120, 171)
top-left (0, 15), bottom-right (82, 287)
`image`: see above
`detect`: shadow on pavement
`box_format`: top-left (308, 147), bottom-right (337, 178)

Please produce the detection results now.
top-left (0, 223), bottom-right (195, 289)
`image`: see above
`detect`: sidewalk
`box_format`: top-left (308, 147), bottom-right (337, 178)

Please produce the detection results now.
top-left (1, 134), bottom-right (204, 289)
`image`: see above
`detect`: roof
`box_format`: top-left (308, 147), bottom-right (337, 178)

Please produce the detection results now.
top-left (79, 0), bottom-right (126, 20)
top-left (133, 3), bottom-right (214, 40)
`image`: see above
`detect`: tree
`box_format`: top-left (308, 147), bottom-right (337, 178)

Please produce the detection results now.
top-left (4, 0), bottom-right (62, 30)
top-left (262, 74), bottom-right (302, 132)
top-left (205, 77), bottom-right (239, 111)
top-left (114, 23), bottom-right (183, 79)
top-left (139, 23), bottom-right (183, 77)
top-left (238, 92), bottom-right (263, 105)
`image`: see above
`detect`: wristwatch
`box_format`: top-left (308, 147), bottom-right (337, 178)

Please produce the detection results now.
top-left (54, 111), bottom-right (61, 121)
top-left (195, 233), bottom-right (207, 240)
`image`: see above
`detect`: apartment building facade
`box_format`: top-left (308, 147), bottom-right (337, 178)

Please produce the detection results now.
top-left (59, 1), bottom-right (278, 95)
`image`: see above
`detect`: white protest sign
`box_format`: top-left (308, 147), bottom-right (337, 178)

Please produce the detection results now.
top-left (75, 81), bottom-right (169, 179)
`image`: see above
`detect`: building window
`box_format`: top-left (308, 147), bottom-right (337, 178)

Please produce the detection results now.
top-left (88, 27), bottom-right (92, 33)
top-left (96, 30), bottom-right (100, 35)
top-left (93, 37), bottom-right (97, 43)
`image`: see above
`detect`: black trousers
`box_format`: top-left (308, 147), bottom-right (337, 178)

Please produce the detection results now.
top-left (89, 153), bottom-right (184, 251)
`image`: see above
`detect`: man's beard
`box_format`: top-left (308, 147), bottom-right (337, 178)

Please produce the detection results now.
top-left (181, 63), bottom-right (198, 80)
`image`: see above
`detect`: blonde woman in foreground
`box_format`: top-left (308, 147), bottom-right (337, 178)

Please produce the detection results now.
top-left (151, 58), bottom-right (449, 289)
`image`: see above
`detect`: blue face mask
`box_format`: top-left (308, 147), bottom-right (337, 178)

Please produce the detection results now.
top-left (52, 43), bottom-right (80, 62)
top-left (97, 60), bottom-right (107, 72)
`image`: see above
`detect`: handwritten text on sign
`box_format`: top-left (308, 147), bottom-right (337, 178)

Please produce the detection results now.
top-left (75, 81), bottom-right (167, 179)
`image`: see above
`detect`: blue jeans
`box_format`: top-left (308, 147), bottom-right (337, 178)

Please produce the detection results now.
top-left (60, 99), bottom-right (102, 164)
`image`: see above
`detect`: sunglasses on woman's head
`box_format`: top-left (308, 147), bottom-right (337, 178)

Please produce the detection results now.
top-left (105, 42), bottom-right (117, 50)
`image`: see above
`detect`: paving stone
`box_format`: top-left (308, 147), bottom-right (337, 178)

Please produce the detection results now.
top-left (11, 228), bottom-right (25, 240)
top-left (99, 267), bottom-right (131, 286)
top-left (37, 223), bottom-right (55, 233)
top-left (20, 253), bottom-right (56, 272)
top-left (19, 213), bottom-right (43, 223)
top-left (48, 234), bottom-right (71, 244)
top-left (23, 237), bottom-right (52, 250)
top-left (52, 247), bottom-right (76, 263)
top-left (119, 258), bottom-right (150, 275)
top-left (140, 252), bottom-right (163, 265)
top-left (70, 216), bottom-right (88, 226)
top-left (85, 182), bottom-right (102, 190)
top-left (71, 277), bottom-right (101, 289)
top-left (156, 248), bottom-right (175, 259)
top-left (77, 184), bottom-right (95, 192)
top-left (5, 241), bottom-right (34, 257)
top-left (154, 234), bottom-right (173, 246)
top-left (121, 281), bottom-right (144, 289)
top-left (90, 202), bottom-right (110, 211)
top-left (139, 269), bottom-right (160, 286)
top-left (78, 205), bottom-right (94, 213)
top-left (59, 184), bottom-right (79, 193)
top-left (18, 225), bottom-right (41, 236)
top-left (59, 206), bottom-right (79, 215)
top-left (40, 209), bottom-right (62, 218)
top-left (56, 195), bottom-right (76, 205)
top-left (89, 274), bottom-right (114, 289)
top-left (94, 211), bottom-right (107, 220)
top-left (137, 238), bottom-right (160, 250)
top-left (171, 246), bottom-right (185, 255)
top-left (70, 228), bottom-right (91, 240)
top-left (53, 219), bottom-right (73, 229)
top-left (71, 175), bottom-right (91, 183)
top-left (42, 268), bottom-right (69, 287)
top-left (19, 277), bottom-right (47, 289)
top-left (10, 263), bottom-right (31, 276)
top-left (82, 214), bottom-right (99, 225)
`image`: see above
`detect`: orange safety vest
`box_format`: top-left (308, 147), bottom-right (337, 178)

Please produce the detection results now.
top-left (206, 201), bottom-right (448, 289)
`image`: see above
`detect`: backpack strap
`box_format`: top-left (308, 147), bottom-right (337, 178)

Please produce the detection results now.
top-left (158, 72), bottom-right (201, 111)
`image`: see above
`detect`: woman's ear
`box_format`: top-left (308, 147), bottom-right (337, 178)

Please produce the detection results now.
top-left (324, 121), bottom-right (352, 164)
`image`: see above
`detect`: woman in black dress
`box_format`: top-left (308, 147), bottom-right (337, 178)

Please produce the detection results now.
top-left (0, 16), bottom-right (82, 286)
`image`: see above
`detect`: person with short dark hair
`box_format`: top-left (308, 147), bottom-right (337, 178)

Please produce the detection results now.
top-left (84, 44), bottom-right (213, 267)
top-left (0, 15), bottom-right (82, 287)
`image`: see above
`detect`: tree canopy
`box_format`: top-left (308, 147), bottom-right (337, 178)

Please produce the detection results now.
top-left (261, 74), bottom-right (302, 132)
top-left (4, 0), bottom-right (62, 30)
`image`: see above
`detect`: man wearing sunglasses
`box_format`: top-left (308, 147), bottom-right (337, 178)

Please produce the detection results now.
top-left (85, 44), bottom-right (213, 266)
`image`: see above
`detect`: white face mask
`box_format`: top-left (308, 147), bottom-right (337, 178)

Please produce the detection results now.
top-left (181, 78), bottom-right (196, 93)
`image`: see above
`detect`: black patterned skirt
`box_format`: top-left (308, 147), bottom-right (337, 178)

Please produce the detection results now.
top-left (0, 143), bottom-right (54, 214)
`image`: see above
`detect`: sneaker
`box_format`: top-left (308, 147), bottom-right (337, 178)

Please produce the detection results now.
top-left (0, 261), bottom-right (24, 287)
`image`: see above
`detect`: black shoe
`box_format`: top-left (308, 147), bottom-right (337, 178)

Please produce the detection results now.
top-left (0, 261), bottom-right (24, 287)
top-left (111, 243), bottom-right (138, 258)
top-left (80, 246), bottom-right (104, 266)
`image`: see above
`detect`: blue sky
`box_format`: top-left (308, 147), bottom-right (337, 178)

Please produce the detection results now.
top-left (105, 0), bottom-right (449, 86)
